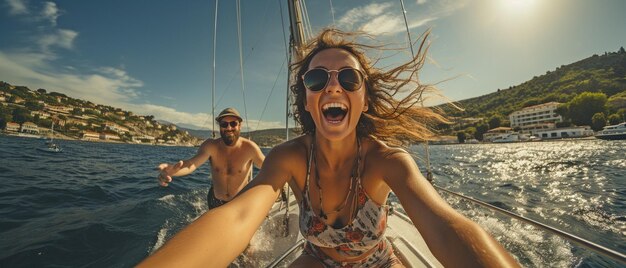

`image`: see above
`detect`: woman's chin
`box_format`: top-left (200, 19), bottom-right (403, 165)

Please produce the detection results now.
top-left (316, 118), bottom-right (355, 141)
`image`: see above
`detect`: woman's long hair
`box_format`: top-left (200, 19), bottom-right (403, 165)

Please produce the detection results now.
top-left (290, 28), bottom-right (450, 146)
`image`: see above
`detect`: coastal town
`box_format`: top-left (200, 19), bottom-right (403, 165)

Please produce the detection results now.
top-left (2, 78), bottom-right (625, 147)
top-left (0, 81), bottom-right (201, 146)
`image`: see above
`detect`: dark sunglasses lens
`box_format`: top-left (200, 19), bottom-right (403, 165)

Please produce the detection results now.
top-left (338, 69), bottom-right (363, 91)
top-left (220, 121), bottom-right (238, 128)
top-left (303, 69), bottom-right (329, 91)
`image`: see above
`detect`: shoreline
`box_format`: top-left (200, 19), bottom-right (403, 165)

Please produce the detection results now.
top-left (0, 132), bottom-right (197, 147)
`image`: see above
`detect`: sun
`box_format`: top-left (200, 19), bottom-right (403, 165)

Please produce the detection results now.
top-left (499, 0), bottom-right (538, 15)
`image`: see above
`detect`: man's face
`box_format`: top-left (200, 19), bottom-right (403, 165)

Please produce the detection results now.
top-left (219, 116), bottom-right (241, 146)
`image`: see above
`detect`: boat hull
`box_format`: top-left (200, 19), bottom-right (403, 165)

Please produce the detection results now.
top-left (595, 134), bottom-right (626, 140)
top-left (37, 147), bottom-right (62, 153)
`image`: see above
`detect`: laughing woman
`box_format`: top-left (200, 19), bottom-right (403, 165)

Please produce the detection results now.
top-left (139, 29), bottom-right (520, 268)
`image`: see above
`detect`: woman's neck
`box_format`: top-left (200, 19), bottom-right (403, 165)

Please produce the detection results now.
top-left (313, 133), bottom-right (359, 171)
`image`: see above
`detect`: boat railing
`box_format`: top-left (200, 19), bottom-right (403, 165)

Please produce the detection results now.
top-left (266, 239), bottom-right (305, 268)
top-left (389, 211), bottom-right (439, 268)
top-left (433, 185), bottom-right (626, 264)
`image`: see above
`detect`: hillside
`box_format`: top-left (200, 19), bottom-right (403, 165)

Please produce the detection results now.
top-left (184, 127), bottom-right (300, 147)
top-left (0, 82), bottom-right (201, 146)
top-left (444, 47), bottom-right (626, 119)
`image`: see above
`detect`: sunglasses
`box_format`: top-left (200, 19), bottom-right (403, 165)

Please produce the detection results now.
top-left (219, 121), bottom-right (239, 128)
top-left (302, 68), bottom-right (365, 92)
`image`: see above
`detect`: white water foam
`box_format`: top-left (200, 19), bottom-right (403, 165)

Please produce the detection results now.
top-left (151, 219), bottom-right (170, 253)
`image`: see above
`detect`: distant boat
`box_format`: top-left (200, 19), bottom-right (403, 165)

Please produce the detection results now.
top-left (491, 133), bottom-right (521, 143)
top-left (38, 122), bottom-right (62, 153)
top-left (595, 122), bottom-right (626, 140)
top-left (37, 143), bottom-right (62, 153)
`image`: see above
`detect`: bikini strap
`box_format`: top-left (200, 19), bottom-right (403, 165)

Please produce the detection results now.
top-left (305, 138), bottom-right (315, 193)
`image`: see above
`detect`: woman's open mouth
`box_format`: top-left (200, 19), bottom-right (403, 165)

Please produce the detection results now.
top-left (322, 102), bottom-right (348, 124)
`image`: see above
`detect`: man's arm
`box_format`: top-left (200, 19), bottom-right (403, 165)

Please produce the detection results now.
top-left (139, 142), bottom-right (295, 267)
top-left (384, 151), bottom-right (520, 268)
top-left (157, 139), bottom-right (213, 186)
top-left (249, 141), bottom-right (265, 169)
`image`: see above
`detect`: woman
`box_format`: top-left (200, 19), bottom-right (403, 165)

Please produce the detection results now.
top-left (139, 29), bottom-right (520, 268)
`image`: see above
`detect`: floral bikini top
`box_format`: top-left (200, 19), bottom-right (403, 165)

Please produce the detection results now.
top-left (298, 139), bottom-right (389, 257)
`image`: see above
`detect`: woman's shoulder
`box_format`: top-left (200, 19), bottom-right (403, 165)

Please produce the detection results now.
top-left (266, 134), bottom-right (310, 160)
top-left (363, 137), bottom-right (410, 161)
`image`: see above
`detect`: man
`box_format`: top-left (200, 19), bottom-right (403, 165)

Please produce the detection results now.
top-left (157, 107), bottom-right (264, 209)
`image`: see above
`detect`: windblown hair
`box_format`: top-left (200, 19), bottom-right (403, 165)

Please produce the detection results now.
top-left (290, 28), bottom-right (451, 146)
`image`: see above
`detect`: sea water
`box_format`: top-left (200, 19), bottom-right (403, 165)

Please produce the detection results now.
top-left (0, 135), bottom-right (624, 267)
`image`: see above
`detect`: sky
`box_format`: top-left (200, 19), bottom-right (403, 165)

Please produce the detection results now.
top-left (1, 0), bottom-right (625, 131)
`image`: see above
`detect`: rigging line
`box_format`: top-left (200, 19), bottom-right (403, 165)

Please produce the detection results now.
top-left (300, 0), bottom-right (313, 40)
top-left (212, 0), bottom-right (274, 126)
top-left (212, 0), bottom-right (219, 138)
top-left (399, 0), bottom-right (415, 58)
top-left (236, 0), bottom-right (250, 135)
top-left (278, 0), bottom-right (292, 236)
top-left (255, 56), bottom-right (287, 132)
top-left (328, 0), bottom-right (336, 25)
top-left (399, 0), bottom-right (433, 182)
top-left (278, 0), bottom-right (290, 140)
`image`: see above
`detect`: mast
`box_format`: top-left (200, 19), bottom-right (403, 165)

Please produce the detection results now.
top-left (211, 0), bottom-right (219, 138)
top-left (286, 0), bottom-right (306, 140)
top-left (287, 0), bottom-right (306, 61)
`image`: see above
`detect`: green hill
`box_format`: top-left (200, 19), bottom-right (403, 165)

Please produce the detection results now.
top-left (444, 47), bottom-right (626, 120)
top-left (182, 127), bottom-right (300, 147)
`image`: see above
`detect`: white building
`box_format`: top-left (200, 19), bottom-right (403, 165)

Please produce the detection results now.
top-left (81, 131), bottom-right (100, 140)
top-left (535, 126), bottom-right (594, 139)
top-left (31, 111), bottom-right (51, 119)
top-left (509, 102), bottom-right (562, 134)
top-left (20, 122), bottom-right (39, 134)
top-left (5, 122), bottom-right (20, 132)
top-left (483, 127), bottom-right (514, 142)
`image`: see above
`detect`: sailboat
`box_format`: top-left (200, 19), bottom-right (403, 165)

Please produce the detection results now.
top-left (37, 121), bottom-right (62, 153)
top-left (242, 1), bottom-right (626, 267)
top-left (232, 0), bottom-right (444, 267)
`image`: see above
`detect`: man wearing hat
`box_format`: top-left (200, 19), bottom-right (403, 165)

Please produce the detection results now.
top-left (157, 107), bottom-right (265, 209)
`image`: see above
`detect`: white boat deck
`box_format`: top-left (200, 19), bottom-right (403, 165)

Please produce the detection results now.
top-left (244, 193), bottom-right (442, 268)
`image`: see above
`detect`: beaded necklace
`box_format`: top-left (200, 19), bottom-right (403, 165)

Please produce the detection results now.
top-left (311, 137), bottom-right (362, 221)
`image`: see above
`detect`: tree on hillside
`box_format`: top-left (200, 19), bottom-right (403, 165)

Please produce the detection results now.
top-left (608, 93), bottom-right (626, 111)
top-left (474, 122), bottom-right (489, 141)
top-left (25, 100), bottom-right (44, 111)
top-left (591, 113), bottom-right (606, 131)
top-left (37, 88), bottom-right (47, 94)
top-left (12, 107), bottom-right (32, 124)
top-left (619, 46), bottom-right (626, 54)
top-left (72, 108), bottom-right (83, 116)
top-left (555, 103), bottom-right (569, 118)
top-left (568, 92), bottom-right (607, 126)
top-left (0, 106), bottom-right (12, 128)
top-left (488, 115), bottom-right (502, 129)
top-left (457, 131), bottom-right (466, 143)
top-left (607, 114), bottom-right (622, 125)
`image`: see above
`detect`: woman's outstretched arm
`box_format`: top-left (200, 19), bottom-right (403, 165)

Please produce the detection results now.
top-left (383, 151), bottom-right (520, 268)
top-left (138, 144), bottom-right (294, 268)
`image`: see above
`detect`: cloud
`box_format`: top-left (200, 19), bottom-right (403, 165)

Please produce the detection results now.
top-left (41, 1), bottom-right (60, 26)
top-left (0, 50), bottom-right (283, 130)
top-left (6, 0), bottom-right (28, 14)
top-left (338, 3), bottom-right (393, 29)
top-left (338, 0), bottom-right (468, 36)
top-left (361, 14), bottom-right (403, 35)
top-left (37, 29), bottom-right (78, 51)
top-left (0, 50), bottom-right (141, 108)
top-left (2, 1), bottom-right (283, 130)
